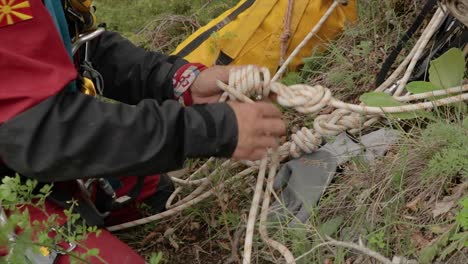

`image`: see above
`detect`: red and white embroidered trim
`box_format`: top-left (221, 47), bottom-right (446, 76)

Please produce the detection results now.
top-left (172, 63), bottom-right (207, 106)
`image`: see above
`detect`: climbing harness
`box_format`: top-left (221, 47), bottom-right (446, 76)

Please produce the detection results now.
top-left (72, 27), bottom-right (106, 96)
top-left (42, 0), bottom-right (145, 229)
top-left (64, 0), bottom-right (97, 37)
top-left (107, 1), bottom-right (467, 264)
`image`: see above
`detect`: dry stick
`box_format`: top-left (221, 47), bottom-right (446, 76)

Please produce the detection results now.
top-left (170, 160), bottom-right (234, 208)
top-left (295, 236), bottom-right (393, 264)
top-left (394, 7), bottom-right (447, 96)
top-left (272, 0), bottom-right (340, 82)
top-left (108, 166), bottom-right (258, 231)
top-left (166, 158), bottom-right (216, 209)
top-left (167, 161), bottom-right (213, 209)
top-left (279, 0), bottom-right (295, 66)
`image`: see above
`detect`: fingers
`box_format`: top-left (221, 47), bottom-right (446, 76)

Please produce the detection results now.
top-left (256, 119), bottom-right (286, 137)
top-left (254, 136), bottom-right (279, 149)
top-left (229, 100), bottom-right (287, 161)
top-left (215, 66), bottom-right (232, 83)
top-left (256, 102), bottom-right (282, 118)
top-left (249, 148), bottom-right (268, 161)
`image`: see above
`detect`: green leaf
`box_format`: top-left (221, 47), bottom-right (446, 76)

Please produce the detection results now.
top-left (439, 241), bottom-right (459, 261)
top-left (429, 48), bottom-right (465, 88)
top-left (406, 81), bottom-right (441, 94)
top-left (360, 92), bottom-right (429, 119)
top-left (441, 231), bottom-right (468, 260)
top-left (318, 216), bottom-right (343, 236)
top-left (406, 81), bottom-right (450, 101)
top-left (420, 242), bottom-right (441, 263)
top-left (419, 226), bottom-right (455, 264)
top-left (149, 252), bottom-right (164, 264)
top-left (87, 248), bottom-right (100, 257)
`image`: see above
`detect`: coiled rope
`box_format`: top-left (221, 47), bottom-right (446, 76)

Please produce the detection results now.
top-left (108, 2), bottom-right (466, 264)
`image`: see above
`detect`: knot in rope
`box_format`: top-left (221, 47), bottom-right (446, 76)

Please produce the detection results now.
top-left (226, 66), bottom-right (333, 115)
top-left (271, 82), bottom-right (332, 114)
top-left (313, 109), bottom-right (364, 136)
top-left (289, 127), bottom-right (321, 158)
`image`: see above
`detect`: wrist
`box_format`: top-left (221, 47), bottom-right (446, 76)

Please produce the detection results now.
top-left (172, 63), bottom-right (207, 106)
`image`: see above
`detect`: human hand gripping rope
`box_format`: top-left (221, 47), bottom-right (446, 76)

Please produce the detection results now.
top-left (107, 2), bottom-right (467, 264)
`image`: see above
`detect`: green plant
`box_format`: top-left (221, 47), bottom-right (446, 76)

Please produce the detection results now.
top-left (368, 230), bottom-right (386, 251)
top-left (0, 175), bottom-right (102, 263)
top-left (419, 198), bottom-right (468, 264)
top-left (420, 120), bottom-right (468, 181)
top-left (149, 251), bottom-right (164, 264)
top-left (360, 48), bottom-right (466, 119)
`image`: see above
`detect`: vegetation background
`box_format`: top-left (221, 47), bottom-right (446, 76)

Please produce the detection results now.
top-left (93, 0), bottom-right (468, 263)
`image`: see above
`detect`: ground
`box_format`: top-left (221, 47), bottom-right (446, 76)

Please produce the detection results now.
top-left (95, 1), bottom-right (467, 263)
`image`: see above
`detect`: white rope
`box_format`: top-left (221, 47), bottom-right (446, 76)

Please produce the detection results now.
top-left (394, 8), bottom-right (447, 96)
top-left (375, 6), bottom-right (447, 92)
top-left (243, 157), bottom-right (268, 264)
top-left (258, 151), bottom-right (296, 264)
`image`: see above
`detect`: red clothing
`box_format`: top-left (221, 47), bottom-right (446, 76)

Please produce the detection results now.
top-left (0, 0), bottom-right (76, 124)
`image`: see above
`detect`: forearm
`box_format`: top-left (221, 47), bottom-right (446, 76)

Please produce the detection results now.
top-left (87, 31), bottom-right (188, 104)
top-left (0, 91), bottom-right (237, 182)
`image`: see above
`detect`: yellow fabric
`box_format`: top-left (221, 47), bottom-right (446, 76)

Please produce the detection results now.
top-left (69, 0), bottom-right (93, 13)
top-left (172, 0), bottom-right (356, 74)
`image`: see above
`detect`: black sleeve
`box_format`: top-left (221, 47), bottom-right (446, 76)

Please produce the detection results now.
top-left (87, 31), bottom-right (188, 104)
top-left (0, 90), bottom-right (238, 183)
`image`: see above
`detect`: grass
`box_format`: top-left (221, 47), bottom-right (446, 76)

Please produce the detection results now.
top-left (94, 0), bottom-right (468, 263)
top-left (94, 0), bottom-right (237, 53)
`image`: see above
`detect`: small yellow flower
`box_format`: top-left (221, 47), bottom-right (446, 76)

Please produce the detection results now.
top-left (39, 246), bottom-right (50, 257)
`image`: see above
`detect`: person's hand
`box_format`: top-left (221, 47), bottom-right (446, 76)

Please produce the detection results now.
top-left (190, 65), bottom-right (233, 104)
top-left (227, 101), bottom-right (286, 161)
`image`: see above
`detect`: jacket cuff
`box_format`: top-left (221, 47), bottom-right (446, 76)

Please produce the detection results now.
top-left (184, 102), bottom-right (238, 158)
top-left (172, 63), bottom-right (207, 107)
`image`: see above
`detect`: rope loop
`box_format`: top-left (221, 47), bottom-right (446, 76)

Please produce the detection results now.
top-left (228, 65), bottom-right (271, 100)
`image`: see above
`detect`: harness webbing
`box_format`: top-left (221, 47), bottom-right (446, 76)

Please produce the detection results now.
top-left (375, 0), bottom-right (438, 87)
top-left (44, 0), bottom-right (77, 92)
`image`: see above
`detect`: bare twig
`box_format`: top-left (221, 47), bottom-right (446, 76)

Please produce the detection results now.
top-left (295, 236), bottom-right (393, 264)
